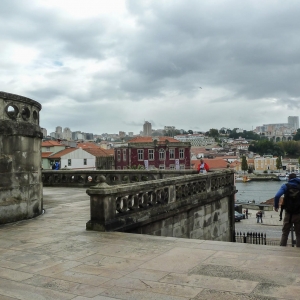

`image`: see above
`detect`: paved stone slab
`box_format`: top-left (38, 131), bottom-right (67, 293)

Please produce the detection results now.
top-left (139, 247), bottom-right (216, 273)
top-left (0, 187), bottom-right (299, 300)
top-left (194, 289), bottom-right (278, 300)
top-left (160, 272), bottom-right (259, 294)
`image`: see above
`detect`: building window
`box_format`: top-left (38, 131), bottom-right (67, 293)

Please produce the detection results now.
top-left (179, 149), bottom-right (184, 159)
top-left (148, 149), bottom-right (154, 160)
top-left (138, 149), bottom-right (144, 161)
top-left (123, 166), bottom-right (127, 170)
top-left (169, 164), bottom-right (175, 170)
top-left (46, 147), bottom-right (50, 151)
top-left (159, 149), bottom-right (165, 160)
top-left (83, 159), bottom-right (87, 165)
top-left (123, 149), bottom-right (126, 161)
top-left (180, 164), bottom-right (185, 170)
top-left (117, 150), bottom-right (121, 161)
top-left (68, 159), bottom-right (71, 166)
top-left (159, 164), bottom-right (165, 169)
top-left (169, 149), bottom-right (175, 159)
top-left (117, 166), bottom-right (121, 170)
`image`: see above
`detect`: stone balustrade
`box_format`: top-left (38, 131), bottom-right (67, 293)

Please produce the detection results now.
top-left (42, 169), bottom-right (197, 187)
top-left (86, 169), bottom-right (236, 242)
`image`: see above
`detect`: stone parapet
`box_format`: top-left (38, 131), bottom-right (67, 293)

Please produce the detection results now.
top-left (86, 170), bottom-right (236, 242)
top-left (42, 169), bottom-right (198, 187)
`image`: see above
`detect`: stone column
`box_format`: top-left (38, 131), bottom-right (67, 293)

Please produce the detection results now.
top-left (0, 92), bottom-right (43, 224)
top-left (86, 176), bottom-right (117, 231)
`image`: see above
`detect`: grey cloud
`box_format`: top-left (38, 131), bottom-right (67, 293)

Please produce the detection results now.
top-left (2, 0), bottom-right (300, 133)
top-left (122, 0), bottom-right (300, 101)
top-left (277, 98), bottom-right (300, 109)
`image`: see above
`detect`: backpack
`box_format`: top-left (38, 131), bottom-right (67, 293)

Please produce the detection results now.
top-left (284, 183), bottom-right (300, 214)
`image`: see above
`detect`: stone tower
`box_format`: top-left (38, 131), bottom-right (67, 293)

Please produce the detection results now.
top-left (0, 92), bottom-right (43, 224)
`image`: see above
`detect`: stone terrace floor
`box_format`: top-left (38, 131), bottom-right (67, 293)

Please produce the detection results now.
top-left (0, 187), bottom-right (300, 300)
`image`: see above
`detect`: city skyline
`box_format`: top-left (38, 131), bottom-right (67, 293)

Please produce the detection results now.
top-left (2, 1), bottom-right (300, 133)
top-left (46, 115), bottom-right (299, 139)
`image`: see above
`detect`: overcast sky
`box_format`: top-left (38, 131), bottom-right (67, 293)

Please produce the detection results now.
top-left (1, 0), bottom-right (300, 135)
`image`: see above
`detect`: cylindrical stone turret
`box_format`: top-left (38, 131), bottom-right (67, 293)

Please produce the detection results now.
top-left (0, 92), bottom-right (43, 224)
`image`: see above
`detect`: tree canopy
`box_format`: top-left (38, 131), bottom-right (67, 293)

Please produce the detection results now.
top-left (278, 141), bottom-right (300, 157)
top-left (241, 156), bottom-right (248, 174)
top-left (208, 128), bottom-right (219, 137)
top-left (248, 140), bottom-right (284, 156)
top-left (293, 129), bottom-right (300, 141)
top-left (276, 156), bottom-right (282, 170)
top-left (228, 129), bottom-right (260, 140)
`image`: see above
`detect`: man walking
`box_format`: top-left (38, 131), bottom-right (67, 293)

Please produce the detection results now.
top-left (274, 173), bottom-right (300, 247)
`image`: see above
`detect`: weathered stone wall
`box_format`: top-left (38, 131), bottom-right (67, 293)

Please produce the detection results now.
top-left (126, 197), bottom-right (231, 242)
top-left (0, 92), bottom-right (43, 224)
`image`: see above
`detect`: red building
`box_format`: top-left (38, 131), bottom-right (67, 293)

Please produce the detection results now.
top-left (114, 136), bottom-right (191, 170)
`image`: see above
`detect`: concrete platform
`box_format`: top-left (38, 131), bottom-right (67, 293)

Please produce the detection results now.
top-left (0, 187), bottom-right (299, 300)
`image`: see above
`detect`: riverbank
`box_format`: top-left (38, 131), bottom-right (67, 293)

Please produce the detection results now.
top-left (236, 174), bottom-right (280, 181)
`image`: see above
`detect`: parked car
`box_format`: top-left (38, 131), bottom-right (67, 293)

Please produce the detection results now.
top-left (235, 211), bottom-right (244, 222)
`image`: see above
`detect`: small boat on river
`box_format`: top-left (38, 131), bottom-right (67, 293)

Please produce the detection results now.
top-left (235, 176), bottom-right (251, 182)
top-left (278, 174), bottom-right (288, 181)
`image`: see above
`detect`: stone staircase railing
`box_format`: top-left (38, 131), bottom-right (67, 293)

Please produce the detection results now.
top-left (86, 169), bottom-right (236, 241)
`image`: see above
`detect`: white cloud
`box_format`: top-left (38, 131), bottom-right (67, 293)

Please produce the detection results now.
top-left (1, 0), bottom-right (300, 135)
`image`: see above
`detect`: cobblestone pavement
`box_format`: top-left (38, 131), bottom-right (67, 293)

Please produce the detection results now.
top-left (0, 188), bottom-right (300, 300)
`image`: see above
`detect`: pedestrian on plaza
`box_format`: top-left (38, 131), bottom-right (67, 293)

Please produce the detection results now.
top-left (256, 210), bottom-right (263, 223)
top-left (274, 173), bottom-right (300, 247)
top-left (245, 208), bottom-right (249, 219)
top-left (197, 158), bottom-right (210, 174)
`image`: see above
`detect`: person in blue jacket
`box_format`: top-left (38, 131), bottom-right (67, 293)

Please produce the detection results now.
top-left (274, 173), bottom-right (300, 246)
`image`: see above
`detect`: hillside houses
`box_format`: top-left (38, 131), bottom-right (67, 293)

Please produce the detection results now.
top-left (41, 141), bottom-right (114, 170)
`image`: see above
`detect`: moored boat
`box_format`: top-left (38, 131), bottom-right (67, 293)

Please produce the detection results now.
top-left (235, 176), bottom-right (251, 182)
top-left (278, 175), bottom-right (288, 181)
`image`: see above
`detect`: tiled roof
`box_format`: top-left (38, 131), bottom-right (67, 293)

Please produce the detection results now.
top-left (83, 148), bottom-right (114, 157)
top-left (48, 148), bottom-right (77, 159)
top-left (191, 158), bottom-right (230, 169)
top-left (230, 161), bottom-right (241, 167)
top-left (41, 152), bottom-right (53, 158)
top-left (77, 142), bottom-right (101, 149)
top-left (128, 136), bottom-right (181, 143)
top-left (41, 140), bottom-right (62, 147)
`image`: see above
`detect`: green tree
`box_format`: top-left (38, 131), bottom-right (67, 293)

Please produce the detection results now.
top-left (276, 156), bottom-right (282, 171)
top-left (187, 130), bottom-right (193, 134)
top-left (208, 128), bottom-right (219, 138)
top-left (280, 141), bottom-right (300, 157)
top-left (293, 129), bottom-right (300, 141)
top-left (248, 140), bottom-right (284, 157)
top-left (241, 156), bottom-right (248, 174)
top-left (228, 129), bottom-right (260, 140)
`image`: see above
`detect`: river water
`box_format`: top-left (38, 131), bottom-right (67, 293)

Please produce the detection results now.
top-left (235, 181), bottom-right (285, 204)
